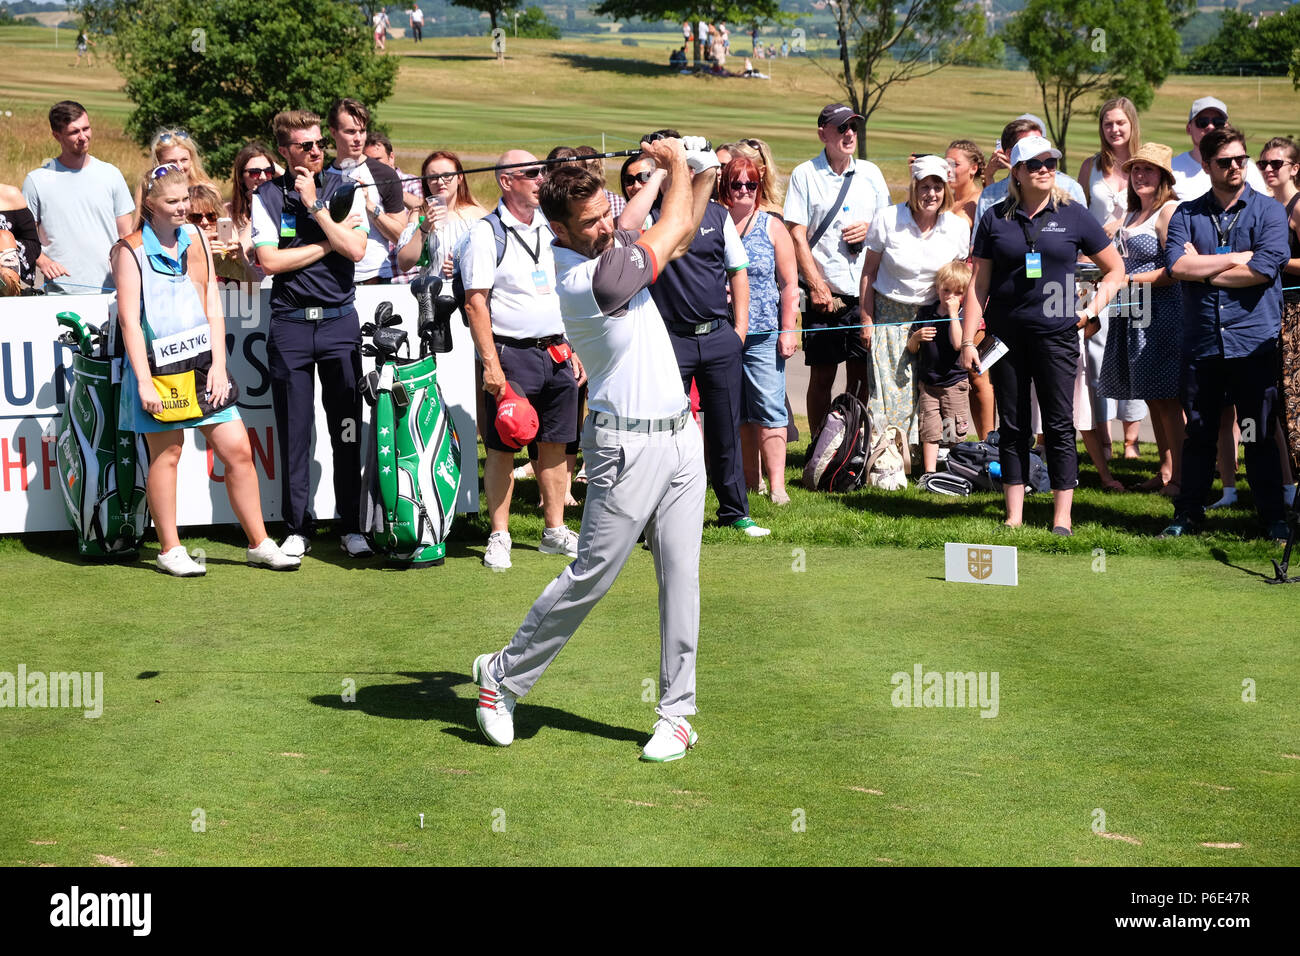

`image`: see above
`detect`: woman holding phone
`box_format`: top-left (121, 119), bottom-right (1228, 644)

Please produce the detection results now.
top-left (113, 163), bottom-right (298, 576)
top-left (961, 136), bottom-right (1125, 535)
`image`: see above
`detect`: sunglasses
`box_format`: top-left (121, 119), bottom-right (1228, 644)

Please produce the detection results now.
top-left (622, 170), bottom-right (654, 185)
top-left (511, 167), bottom-right (543, 180)
top-left (1213, 154), bottom-right (1249, 171)
top-left (242, 165), bottom-right (274, 179)
top-left (1257, 158), bottom-right (1294, 172)
top-left (426, 171), bottom-right (459, 184)
top-left (730, 181), bottom-right (759, 193)
top-left (835, 121), bottom-right (856, 135)
top-left (1194, 113), bottom-right (1227, 130)
top-left (1022, 157), bottom-right (1058, 173)
top-left (144, 163), bottom-right (183, 191)
top-left (289, 138), bottom-right (329, 153)
top-left (155, 129), bottom-right (191, 145)
top-left (187, 211), bottom-right (219, 225)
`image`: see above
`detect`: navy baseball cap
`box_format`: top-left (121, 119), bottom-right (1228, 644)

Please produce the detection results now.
top-left (818, 103), bottom-right (863, 128)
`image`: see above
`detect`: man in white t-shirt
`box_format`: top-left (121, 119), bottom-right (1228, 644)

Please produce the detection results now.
top-left (784, 103), bottom-right (891, 434)
top-left (471, 135), bottom-right (718, 762)
top-left (325, 98), bottom-right (407, 283)
top-left (408, 5), bottom-right (423, 43)
top-left (1172, 96), bottom-right (1269, 201)
top-left (463, 150), bottom-right (583, 570)
top-left (21, 100), bottom-right (134, 294)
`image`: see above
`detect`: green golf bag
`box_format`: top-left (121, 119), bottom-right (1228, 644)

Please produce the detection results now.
top-left (359, 302), bottom-right (461, 567)
top-left (53, 311), bottom-right (151, 557)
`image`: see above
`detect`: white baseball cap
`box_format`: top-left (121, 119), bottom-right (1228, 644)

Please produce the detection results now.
top-left (1008, 135), bottom-right (1061, 167)
top-left (1188, 96), bottom-right (1228, 122)
top-left (911, 154), bottom-right (950, 183)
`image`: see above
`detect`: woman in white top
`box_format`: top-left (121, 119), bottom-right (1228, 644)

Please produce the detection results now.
top-left (1078, 96), bottom-right (1148, 467)
top-left (396, 150), bottom-right (487, 279)
top-left (859, 155), bottom-right (970, 451)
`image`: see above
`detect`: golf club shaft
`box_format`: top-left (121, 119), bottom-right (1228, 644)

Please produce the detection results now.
top-left (397, 149), bottom-right (645, 187)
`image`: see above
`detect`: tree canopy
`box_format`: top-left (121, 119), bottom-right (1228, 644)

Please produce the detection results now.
top-left (1187, 6), bottom-right (1300, 76)
top-left (73, 0), bottom-right (399, 177)
top-left (1004, 0), bottom-right (1182, 167)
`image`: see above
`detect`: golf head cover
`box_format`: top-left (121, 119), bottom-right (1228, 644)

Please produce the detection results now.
top-left (494, 381), bottom-right (539, 449)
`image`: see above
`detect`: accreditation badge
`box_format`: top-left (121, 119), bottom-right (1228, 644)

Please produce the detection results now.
top-left (1024, 252), bottom-right (1042, 279)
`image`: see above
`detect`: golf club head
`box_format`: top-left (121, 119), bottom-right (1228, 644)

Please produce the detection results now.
top-left (374, 301), bottom-right (394, 327)
top-left (360, 322), bottom-right (377, 337)
top-left (328, 183), bottom-right (358, 223)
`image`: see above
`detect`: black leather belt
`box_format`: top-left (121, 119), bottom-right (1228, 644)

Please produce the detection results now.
top-left (279, 306), bottom-right (348, 322)
top-left (493, 333), bottom-right (565, 349)
top-left (669, 319), bottom-right (725, 336)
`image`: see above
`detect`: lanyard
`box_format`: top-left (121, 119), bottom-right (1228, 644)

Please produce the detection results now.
top-left (505, 225), bottom-right (542, 265)
top-left (1016, 207), bottom-right (1050, 253)
top-left (1213, 206), bottom-right (1243, 250)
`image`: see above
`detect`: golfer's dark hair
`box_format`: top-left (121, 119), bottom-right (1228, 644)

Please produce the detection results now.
top-left (328, 97), bottom-right (370, 131)
top-left (649, 128), bottom-right (683, 140)
top-left (1201, 125), bottom-right (1246, 162)
top-left (1000, 117), bottom-right (1040, 149)
top-left (539, 167), bottom-right (603, 224)
top-left (49, 100), bottom-right (87, 133)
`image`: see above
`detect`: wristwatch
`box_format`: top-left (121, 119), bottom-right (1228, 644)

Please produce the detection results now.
top-left (310, 197), bottom-right (327, 214)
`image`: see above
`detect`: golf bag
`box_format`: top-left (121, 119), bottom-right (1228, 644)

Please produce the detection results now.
top-left (359, 302), bottom-right (461, 566)
top-left (53, 311), bottom-right (151, 557)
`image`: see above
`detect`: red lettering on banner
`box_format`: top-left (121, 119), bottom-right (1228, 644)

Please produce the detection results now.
top-left (1, 437), bottom-right (29, 491)
top-left (206, 443), bottom-right (227, 484)
top-left (41, 436), bottom-right (58, 491)
top-left (248, 426), bottom-right (275, 479)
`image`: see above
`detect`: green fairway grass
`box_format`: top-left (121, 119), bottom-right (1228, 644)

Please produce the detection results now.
top-left (2, 519), bottom-right (1297, 867)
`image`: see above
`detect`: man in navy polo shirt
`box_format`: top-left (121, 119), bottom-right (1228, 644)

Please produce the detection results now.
top-left (251, 109), bottom-right (371, 558)
top-left (1161, 126), bottom-right (1291, 540)
top-left (645, 129), bottom-right (768, 537)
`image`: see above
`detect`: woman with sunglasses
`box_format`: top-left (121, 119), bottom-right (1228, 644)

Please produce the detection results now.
top-left (859, 155), bottom-right (970, 458)
top-left (720, 156), bottom-right (799, 503)
top-left (188, 182), bottom-right (258, 284)
top-left (113, 164), bottom-right (298, 576)
top-left (961, 136), bottom-right (1125, 534)
top-left (1098, 143), bottom-right (1184, 496)
top-left (229, 141), bottom-right (280, 276)
top-left (395, 150), bottom-right (487, 278)
top-left (1260, 137), bottom-right (1300, 480)
top-left (717, 140), bottom-right (784, 217)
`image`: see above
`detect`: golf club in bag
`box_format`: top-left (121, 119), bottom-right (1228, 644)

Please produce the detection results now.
top-left (358, 301), bottom-right (461, 567)
top-left (53, 310), bottom-right (151, 557)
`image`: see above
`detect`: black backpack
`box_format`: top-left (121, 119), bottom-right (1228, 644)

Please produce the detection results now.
top-left (803, 392), bottom-right (872, 492)
top-left (944, 432), bottom-right (1052, 494)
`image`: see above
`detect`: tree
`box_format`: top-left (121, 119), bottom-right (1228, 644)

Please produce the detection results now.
top-left (449, 0), bottom-right (518, 32)
top-left (593, 1), bottom-right (787, 65)
top-left (513, 5), bottom-right (560, 39)
top-left (1004, 0), bottom-right (1182, 167)
top-left (72, 0), bottom-right (398, 178)
top-left (1189, 6), bottom-right (1300, 76)
top-left (818, 1), bottom-right (1002, 160)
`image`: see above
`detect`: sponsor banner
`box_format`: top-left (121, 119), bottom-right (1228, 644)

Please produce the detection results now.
top-left (944, 542), bottom-right (1018, 586)
top-left (0, 286), bottom-right (479, 533)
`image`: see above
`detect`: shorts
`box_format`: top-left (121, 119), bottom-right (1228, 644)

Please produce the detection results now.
top-left (740, 332), bottom-right (788, 427)
top-left (481, 340), bottom-right (579, 453)
top-left (918, 380), bottom-right (970, 445)
top-left (802, 295), bottom-right (868, 366)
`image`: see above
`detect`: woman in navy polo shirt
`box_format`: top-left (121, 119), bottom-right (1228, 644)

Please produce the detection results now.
top-left (960, 136), bottom-right (1126, 534)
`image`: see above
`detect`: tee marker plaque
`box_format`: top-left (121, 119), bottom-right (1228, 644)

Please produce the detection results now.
top-left (945, 542), bottom-right (1018, 586)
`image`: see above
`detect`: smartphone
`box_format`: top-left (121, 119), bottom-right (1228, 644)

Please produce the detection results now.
top-left (216, 217), bottom-right (234, 244)
top-left (993, 139), bottom-right (1002, 156)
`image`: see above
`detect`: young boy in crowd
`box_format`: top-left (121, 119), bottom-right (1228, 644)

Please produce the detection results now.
top-left (910, 259), bottom-right (973, 475)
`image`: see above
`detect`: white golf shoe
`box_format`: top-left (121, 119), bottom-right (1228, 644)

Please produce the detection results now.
top-left (281, 534), bottom-right (310, 558)
top-left (538, 525), bottom-right (579, 558)
top-left (473, 653), bottom-right (516, 747)
top-left (640, 716), bottom-right (697, 762)
top-left (156, 545), bottom-right (205, 577)
top-left (247, 538), bottom-right (301, 571)
top-left (483, 531), bottom-right (512, 570)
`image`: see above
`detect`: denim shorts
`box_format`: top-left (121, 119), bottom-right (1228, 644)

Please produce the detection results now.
top-left (741, 331), bottom-right (788, 427)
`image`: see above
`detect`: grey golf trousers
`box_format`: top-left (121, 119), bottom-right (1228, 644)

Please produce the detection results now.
top-left (493, 411), bottom-right (706, 717)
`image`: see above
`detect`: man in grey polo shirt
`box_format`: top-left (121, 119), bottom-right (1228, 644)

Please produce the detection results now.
top-left (471, 135), bottom-right (718, 763)
top-left (785, 103), bottom-right (891, 435)
top-left (22, 101), bottom-right (133, 294)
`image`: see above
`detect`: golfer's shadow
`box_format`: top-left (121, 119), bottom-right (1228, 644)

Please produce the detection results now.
top-left (310, 670), bottom-right (644, 746)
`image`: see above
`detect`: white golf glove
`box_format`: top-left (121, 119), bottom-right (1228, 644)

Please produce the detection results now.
top-left (682, 136), bottom-right (720, 174)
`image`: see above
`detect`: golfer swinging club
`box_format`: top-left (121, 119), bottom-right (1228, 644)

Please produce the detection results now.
top-left (472, 134), bottom-right (718, 762)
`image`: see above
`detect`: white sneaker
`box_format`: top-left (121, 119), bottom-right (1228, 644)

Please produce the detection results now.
top-left (1208, 488), bottom-right (1239, 510)
top-left (472, 652), bottom-right (516, 747)
top-left (341, 533), bottom-right (374, 557)
top-left (640, 716), bottom-right (697, 762)
top-left (732, 517), bottom-right (771, 537)
top-left (511, 463), bottom-right (534, 481)
top-left (484, 531), bottom-right (512, 570)
top-left (281, 534), bottom-right (310, 558)
top-left (156, 545), bottom-right (206, 577)
top-left (247, 538), bottom-right (301, 571)
top-left (539, 525), bottom-right (579, 558)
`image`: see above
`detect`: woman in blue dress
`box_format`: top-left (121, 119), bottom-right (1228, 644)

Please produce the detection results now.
top-left (113, 164), bottom-right (298, 576)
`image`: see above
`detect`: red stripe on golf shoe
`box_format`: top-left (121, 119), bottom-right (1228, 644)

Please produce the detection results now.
top-left (674, 726), bottom-right (689, 744)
